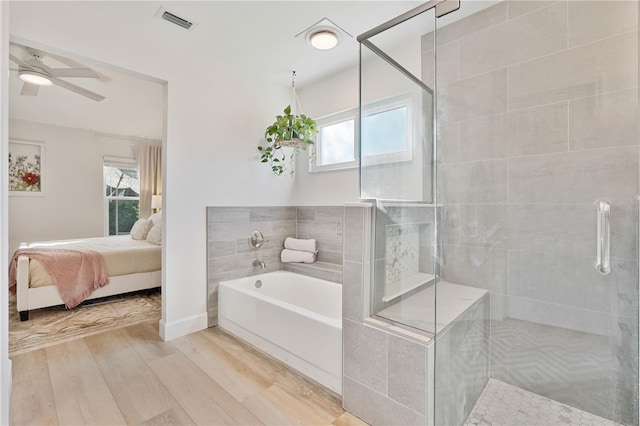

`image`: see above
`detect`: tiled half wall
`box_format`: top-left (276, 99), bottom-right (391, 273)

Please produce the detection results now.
top-left (207, 206), bottom-right (343, 326)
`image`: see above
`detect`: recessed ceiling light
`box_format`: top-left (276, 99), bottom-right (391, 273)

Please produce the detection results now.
top-left (19, 69), bottom-right (52, 86)
top-left (309, 30), bottom-right (339, 50)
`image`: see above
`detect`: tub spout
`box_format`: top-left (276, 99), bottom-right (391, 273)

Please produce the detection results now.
top-left (253, 258), bottom-right (266, 269)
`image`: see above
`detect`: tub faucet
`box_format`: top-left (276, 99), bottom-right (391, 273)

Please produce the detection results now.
top-left (253, 258), bottom-right (266, 269)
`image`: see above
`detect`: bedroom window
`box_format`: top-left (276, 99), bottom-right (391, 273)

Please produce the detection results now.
top-left (104, 157), bottom-right (140, 235)
top-left (310, 94), bottom-right (412, 172)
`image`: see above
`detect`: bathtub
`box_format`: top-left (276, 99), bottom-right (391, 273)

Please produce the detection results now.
top-left (218, 270), bottom-right (343, 395)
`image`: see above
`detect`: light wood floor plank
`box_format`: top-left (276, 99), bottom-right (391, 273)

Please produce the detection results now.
top-left (85, 327), bottom-right (179, 425)
top-left (204, 328), bottom-right (284, 383)
top-left (274, 369), bottom-right (344, 424)
top-left (9, 349), bottom-right (59, 425)
top-left (243, 383), bottom-right (331, 426)
top-left (174, 329), bottom-right (272, 402)
top-left (45, 339), bottom-right (126, 425)
top-left (333, 412), bottom-right (370, 426)
top-left (122, 321), bottom-right (179, 363)
top-left (137, 406), bottom-right (196, 426)
top-left (149, 352), bottom-right (264, 425)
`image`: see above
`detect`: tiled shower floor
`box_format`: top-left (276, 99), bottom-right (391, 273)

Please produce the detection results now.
top-left (465, 379), bottom-right (619, 426)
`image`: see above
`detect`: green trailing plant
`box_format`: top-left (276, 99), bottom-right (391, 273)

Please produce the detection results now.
top-left (258, 105), bottom-right (318, 176)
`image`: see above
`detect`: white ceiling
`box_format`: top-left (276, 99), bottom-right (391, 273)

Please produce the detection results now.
top-left (8, 1), bottom-right (427, 140)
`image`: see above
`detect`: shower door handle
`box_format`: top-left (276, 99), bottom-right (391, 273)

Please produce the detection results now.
top-left (596, 200), bottom-right (611, 275)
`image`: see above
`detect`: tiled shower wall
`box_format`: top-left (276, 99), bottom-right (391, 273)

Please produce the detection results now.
top-left (423, 1), bottom-right (639, 423)
top-left (206, 206), bottom-right (343, 326)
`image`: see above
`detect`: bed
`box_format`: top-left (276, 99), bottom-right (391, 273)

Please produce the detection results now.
top-left (10, 217), bottom-right (162, 321)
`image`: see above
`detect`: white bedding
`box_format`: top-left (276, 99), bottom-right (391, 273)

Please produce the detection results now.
top-left (25, 235), bottom-right (161, 288)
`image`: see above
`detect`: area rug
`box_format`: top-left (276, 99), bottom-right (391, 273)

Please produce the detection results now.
top-left (8, 289), bottom-right (161, 357)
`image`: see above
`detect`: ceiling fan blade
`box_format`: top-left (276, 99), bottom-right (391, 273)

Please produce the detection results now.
top-left (50, 76), bottom-right (105, 102)
top-left (21, 83), bottom-right (39, 96)
top-left (46, 67), bottom-right (101, 78)
top-left (9, 53), bottom-right (29, 68)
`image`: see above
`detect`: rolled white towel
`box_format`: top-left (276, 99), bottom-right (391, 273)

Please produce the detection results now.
top-left (281, 249), bottom-right (316, 264)
top-left (284, 237), bottom-right (317, 253)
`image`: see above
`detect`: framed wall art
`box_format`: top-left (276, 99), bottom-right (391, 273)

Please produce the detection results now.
top-left (8, 140), bottom-right (44, 196)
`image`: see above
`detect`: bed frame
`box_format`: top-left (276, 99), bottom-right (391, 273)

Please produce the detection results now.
top-left (15, 249), bottom-right (161, 321)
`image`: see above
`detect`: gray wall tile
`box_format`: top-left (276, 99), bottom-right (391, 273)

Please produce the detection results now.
top-left (435, 295), bottom-right (490, 426)
top-left (343, 319), bottom-right (388, 394)
top-left (438, 68), bottom-right (508, 123)
top-left (208, 240), bottom-right (237, 258)
top-left (458, 204), bottom-right (509, 248)
top-left (439, 159), bottom-right (508, 204)
top-left (436, 2), bottom-right (508, 46)
top-left (343, 377), bottom-right (426, 426)
top-left (343, 261), bottom-right (364, 321)
top-left (569, 88), bottom-right (639, 151)
top-left (509, 31), bottom-right (638, 110)
top-left (508, 147), bottom-right (639, 204)
top-left (508, 0), bottom-right (556, 19)
top-left (459, 2), bottom-right (567, 79)
top-left (568, 0), bottom-right (639, 48)
top-left (249, 206), bottom-right (296, 222)
top-left (459, 102), bottom-right (569, 161)
top-left (506, 102), bottom-right (569, 157)
top-left (437, 123), bottom-right (460, 164)
top-left (207, 207), bottom-right (249, 223)
top-left (509, 251), bottom-right (638, 317)
top-left (345, 207), bottom-right (364, 263)
top-left (388, 335), bottom-right (427, 415)
top-left (440, 244), bottom-right (509, 294)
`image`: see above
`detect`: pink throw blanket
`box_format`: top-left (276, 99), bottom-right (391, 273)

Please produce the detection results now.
top-left (9, 248), bottom-right (109, 309)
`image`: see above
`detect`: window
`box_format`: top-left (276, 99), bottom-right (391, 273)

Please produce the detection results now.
top-left (104, 157), bottom-right (140, 235)
top-left (310, 94), bottom-right (412, 172)
top-left (311, 109), bottom-right (358, 172)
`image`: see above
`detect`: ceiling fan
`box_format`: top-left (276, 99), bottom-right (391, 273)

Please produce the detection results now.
top-left (9, 46), bottom-right (106, 102)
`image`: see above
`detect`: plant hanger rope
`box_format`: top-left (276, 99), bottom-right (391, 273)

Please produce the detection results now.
top-left (290, 71), bottom-right (305, 117)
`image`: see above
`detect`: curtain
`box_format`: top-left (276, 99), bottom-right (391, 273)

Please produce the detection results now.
top-left (135, 145), bottom-right (162, 219)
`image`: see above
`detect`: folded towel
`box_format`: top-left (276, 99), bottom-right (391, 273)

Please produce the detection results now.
top-left (281, 249), bottom-right (316, 264)
top-left (284, 237), bottom-right (317, 253)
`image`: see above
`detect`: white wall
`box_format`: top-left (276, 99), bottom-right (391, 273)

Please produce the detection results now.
top-left (8, 119), bottom-right (160, 253)
top-left (295, 67), bottom-right (361, 205)
top-left (296, 37), bottom-right (424, 205)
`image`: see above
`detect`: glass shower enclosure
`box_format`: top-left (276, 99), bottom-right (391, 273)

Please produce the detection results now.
top-left (358, 0), bottom-right (639, 425)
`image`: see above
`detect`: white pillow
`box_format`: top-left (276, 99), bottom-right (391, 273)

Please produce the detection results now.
top-left (149, 212), bottom-right (162, 225)
top-left (146, 222), bottom-right (162, 245)
top-left (130, 218), bottom-right (153, 240)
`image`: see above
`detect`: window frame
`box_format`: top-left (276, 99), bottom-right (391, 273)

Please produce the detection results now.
top-left (309, 108), bottom-right (359, 173)
top-left (103, 156), bottom-right (140, 236)
top-left (309, 93), bottom-right (413, 173)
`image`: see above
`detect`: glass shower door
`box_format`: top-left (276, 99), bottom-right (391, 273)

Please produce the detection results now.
top-left (434, 1), bottom-right (639, 425)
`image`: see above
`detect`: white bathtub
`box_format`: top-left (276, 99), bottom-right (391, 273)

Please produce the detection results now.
top-left (218, 270), bottom-right (343, 395)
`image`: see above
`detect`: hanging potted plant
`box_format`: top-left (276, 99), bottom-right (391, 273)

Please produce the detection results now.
top-left (258, 72), bottom-right (318, 176)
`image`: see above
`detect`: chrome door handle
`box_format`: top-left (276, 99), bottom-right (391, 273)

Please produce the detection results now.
top-left (596, 199), bottom-right (611, 275)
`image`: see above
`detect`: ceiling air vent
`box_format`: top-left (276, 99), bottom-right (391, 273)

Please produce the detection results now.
top-left (155, 7), bottom-right (198, 31)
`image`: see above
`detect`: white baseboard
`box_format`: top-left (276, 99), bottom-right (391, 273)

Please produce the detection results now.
top-left (159, 312), bottom-right (208, 341)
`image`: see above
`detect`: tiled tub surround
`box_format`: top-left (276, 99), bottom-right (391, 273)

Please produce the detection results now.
top-left (207, 206), bottom-right (343, 326)
top-left (342, 203), bottom-right (489, 426)
top-left (423, 1), bottom-right (639, 424)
